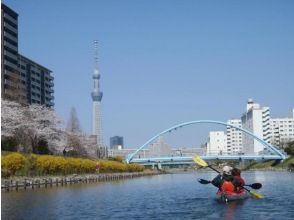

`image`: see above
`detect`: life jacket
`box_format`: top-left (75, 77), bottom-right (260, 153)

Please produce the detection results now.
top-left (221, 180), bottom-right (235, 193)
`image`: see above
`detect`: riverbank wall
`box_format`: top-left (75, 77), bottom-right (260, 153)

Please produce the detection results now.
top-left (1, 170), bottom-right (162, 192)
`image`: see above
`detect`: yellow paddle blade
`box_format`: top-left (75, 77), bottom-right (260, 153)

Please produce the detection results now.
top-left (192, 155), bottom-right (208, 167)
top-left (250, 191), bottom-right (264, 199)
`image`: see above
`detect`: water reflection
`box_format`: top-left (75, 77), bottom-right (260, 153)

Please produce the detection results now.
top-left (223, 200), bottom-right (246, 220)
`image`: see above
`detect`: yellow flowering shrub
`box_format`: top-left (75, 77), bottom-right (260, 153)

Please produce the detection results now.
top-left (127, 163), bottom-right (144, 172)
top-left (66, 157), bottom-right (81, 173)
top-left (1, 153), bottom-right (26, 175)
top-left (36, 155), bottom-right (67, 174)
top-left (80, 159), bottom-right (96, 173)
top-left (1, 152), bottom-right (144, 176)
top-left (36, 155), bottom-right (55, 174)
top-left (98, 160), bottom-right (144, 173)
top-left (99, 160), bottom-right (124, 172)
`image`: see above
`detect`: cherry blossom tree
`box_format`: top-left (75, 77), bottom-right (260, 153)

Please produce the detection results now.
top-left (1, 100), bottom-right (66, 153)
top-left (2, 100), bottom-right (99, 157)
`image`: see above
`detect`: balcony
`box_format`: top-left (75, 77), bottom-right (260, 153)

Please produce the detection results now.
top-left (46, 87), bottom-right (54, 93)
top-left (3, 31), bottom-right (17, 43)
top-left (45, 93), bottom-right (54, 100)
top-left (3, 41), bottom-right (18, 53)
top-left (3, 13), bottom-right (17, 24)
top-left (47, 74), bottom-right (54, 80)
top-left (3, 22), bottom-right (17, 35)
top-left (48, 81), bottom-right (54, 87)
top-left (3, 50), bottom-right (18, 61)
top-left (30, 80), bottom-right (41, 87)
top-left (46, 101), bottom-right (55, 107)
top-left (4, 79), bottom-right (17, 88)
top-left (4, 60), bottom-right (18, 71)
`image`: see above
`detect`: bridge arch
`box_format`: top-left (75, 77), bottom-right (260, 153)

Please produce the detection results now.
top-left (126, 120), bottom-right (286, 163)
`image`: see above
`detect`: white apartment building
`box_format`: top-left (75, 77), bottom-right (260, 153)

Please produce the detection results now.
top-left (241, 99), bottom-right (271, 155)
top-left (206, 131), bottom-right (227, 155)
top-left (271, 109), bottom-right (294, 148)
top-left (227, 119), bottom-right (243, 155)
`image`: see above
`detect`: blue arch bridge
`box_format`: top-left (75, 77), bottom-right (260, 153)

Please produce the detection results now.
top-left (126, 120), bottom-right (287, 166)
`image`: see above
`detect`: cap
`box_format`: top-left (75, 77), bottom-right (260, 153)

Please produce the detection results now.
top-left (223, 165), bottom-right (233, 174)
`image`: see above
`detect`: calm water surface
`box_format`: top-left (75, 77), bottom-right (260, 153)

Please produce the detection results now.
top-left (2, 171), bottom-right (294, 220)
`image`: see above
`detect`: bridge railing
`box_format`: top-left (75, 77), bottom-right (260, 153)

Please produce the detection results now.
top-left (129, 154), bottom-right (288, 165)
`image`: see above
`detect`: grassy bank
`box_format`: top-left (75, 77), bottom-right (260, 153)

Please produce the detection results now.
top-left (1, 152), bottom-right (144, 178)
top-left (244, 156), bottom-right (294, 170)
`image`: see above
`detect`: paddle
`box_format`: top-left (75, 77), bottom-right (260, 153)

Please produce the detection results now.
top-left (197, 178), bottom-right (262, 189)
top-left (193, 155), bottom-right (264, 199)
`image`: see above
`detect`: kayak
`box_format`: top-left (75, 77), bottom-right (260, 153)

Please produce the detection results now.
top-left (216, 191), bottom-right (249, 202)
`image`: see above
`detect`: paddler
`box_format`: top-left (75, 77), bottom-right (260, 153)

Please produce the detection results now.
top-left (232, 167), bottom-right (245, 192)
top-left (211, 165), bottom-right (241, 193)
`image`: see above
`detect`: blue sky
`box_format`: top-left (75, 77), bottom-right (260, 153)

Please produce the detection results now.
top-left (4, 0), bottom-right (294, 148)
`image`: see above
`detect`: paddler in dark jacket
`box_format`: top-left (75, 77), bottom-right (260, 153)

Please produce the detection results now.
top-left (211, 165), bottom-right (241, 193)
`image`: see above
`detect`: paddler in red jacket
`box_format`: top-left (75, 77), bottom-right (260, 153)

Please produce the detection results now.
top-left (232, 167), bottom-right (245, 192)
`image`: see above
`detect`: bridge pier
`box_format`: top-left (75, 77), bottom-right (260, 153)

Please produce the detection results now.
top-left (151, 163), bottom-right (162, 170)
top-left (157, 163), bottom-right (162, 170)
top-left (238, 158), bottom-right (246, 170)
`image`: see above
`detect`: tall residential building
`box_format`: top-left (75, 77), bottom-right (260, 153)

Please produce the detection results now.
top-left (241, 99), bottom-right (271, 154)
top-left (226, 119), bottom-right (243, 155)
top-left (91, 41), bottom-right (103, 147)
top-left (206, 131), bottom-right (227, 155)
top-left (1, 3), bottom-right (54, 107)
top-left (271, 109), bottom-right (294, 148)
top-left (110, 136), bottom-right (124, 150)
top-left (18, 55), bottom-right (54, 107)
top-left (1, 3), bottom-right (21, 102)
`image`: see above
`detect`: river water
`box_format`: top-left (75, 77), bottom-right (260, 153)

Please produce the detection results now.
top-left (2, 171), bottom-right (294, 220)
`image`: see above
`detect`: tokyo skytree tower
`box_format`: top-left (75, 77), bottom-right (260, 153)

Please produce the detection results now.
top-left (91, 41), bottom-right (103, 147)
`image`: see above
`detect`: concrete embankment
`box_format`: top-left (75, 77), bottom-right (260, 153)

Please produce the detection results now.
top-left (1, 170), bottom-right (162, 192)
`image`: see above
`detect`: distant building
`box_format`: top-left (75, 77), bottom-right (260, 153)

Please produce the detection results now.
top-left (108, 148), bottom-right (138, 159)
top-left (241, 99), bottom-right (271, 155)
top-left (172, 147), bottom-right (205, 157)
top-left (227, 119), bottom-right (243, 155)
top-left (148, 136), bottom-right (172, 157)
top-left (271, 109), bottom-right (294, 148)
top-left (206, 131), bottom-right (227, 155)
top-left (1, 3), bottom-right (54, 107)
top-left (110, 136), bottom-right (124, 150)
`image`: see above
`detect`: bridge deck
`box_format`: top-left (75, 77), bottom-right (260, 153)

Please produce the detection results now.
top-left (129, 155), bottom-right (285, 164)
